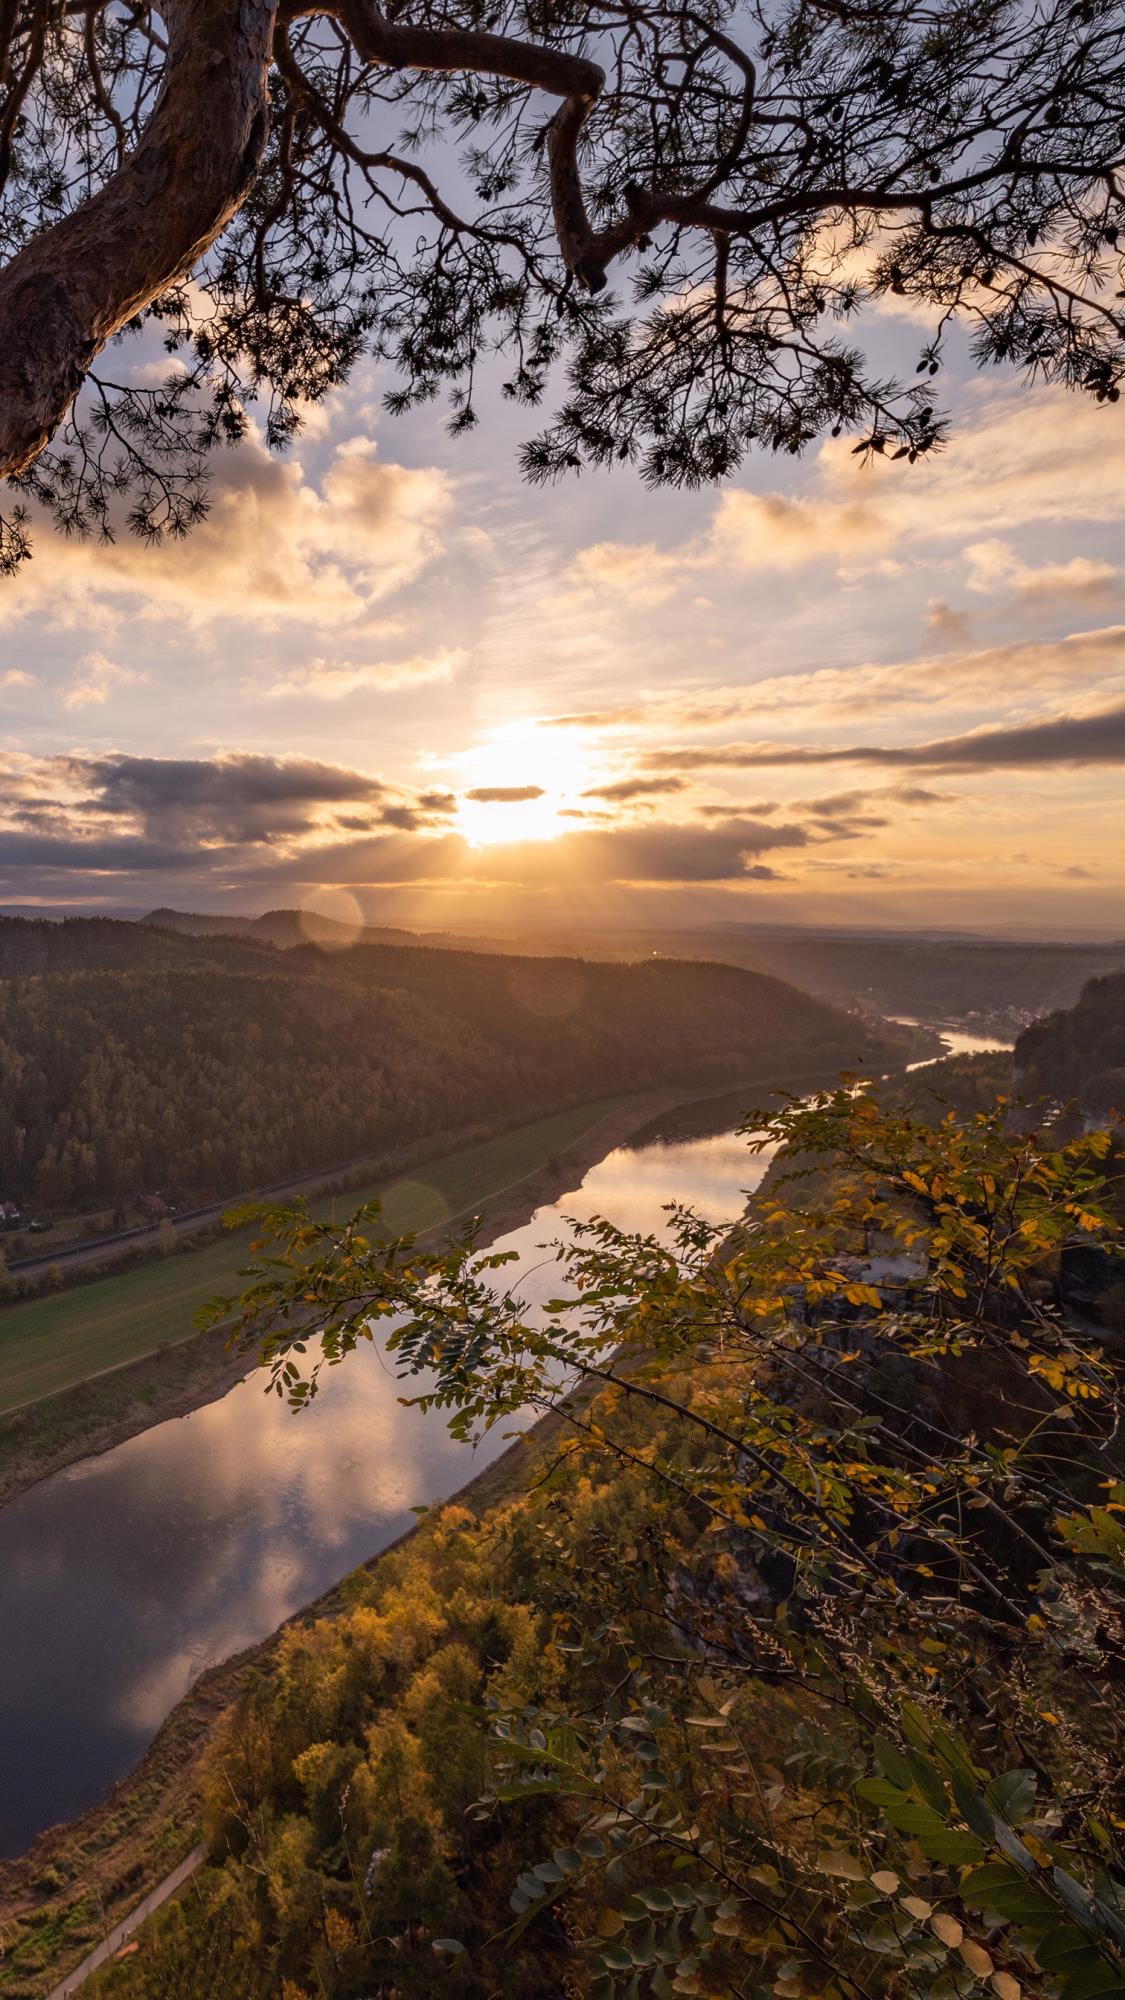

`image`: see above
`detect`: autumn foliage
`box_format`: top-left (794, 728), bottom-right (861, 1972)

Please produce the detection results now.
top-left (92, 1086), bottom-right (1124, 1999)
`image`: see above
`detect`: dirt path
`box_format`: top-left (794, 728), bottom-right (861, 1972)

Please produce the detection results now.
top-left (43, 1847), bottom-right (206, 2000)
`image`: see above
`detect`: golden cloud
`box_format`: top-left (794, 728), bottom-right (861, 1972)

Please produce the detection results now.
top-left (0, 434), bottom-right (451, 634)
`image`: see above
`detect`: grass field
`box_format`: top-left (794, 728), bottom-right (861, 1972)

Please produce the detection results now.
top-left (0, 1097), bottom-right (629, 1417)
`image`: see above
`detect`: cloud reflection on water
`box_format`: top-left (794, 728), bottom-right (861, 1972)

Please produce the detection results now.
top-left (0, 1114), bottom-right (766, 1854)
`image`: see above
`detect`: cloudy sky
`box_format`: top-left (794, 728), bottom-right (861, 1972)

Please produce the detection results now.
top-left (2, 305), bottom-right (1123, 937)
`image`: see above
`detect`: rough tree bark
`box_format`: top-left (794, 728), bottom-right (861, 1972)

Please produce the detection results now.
top-left (0, 0), bottom-right (275, 480)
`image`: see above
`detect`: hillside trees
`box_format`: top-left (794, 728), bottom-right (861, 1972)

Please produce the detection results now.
top-left (1016, 972), bottom-right (1125, 1121)
top-left (157, 1085), bottom-right (1125, 2000)
top-left (0, 942), bottom-right (886, 1212)
top-left (1, 0), bottom-right (1124, 570)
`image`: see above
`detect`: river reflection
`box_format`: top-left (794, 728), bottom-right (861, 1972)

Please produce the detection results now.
top-left (893, 1018), bottom-right (1014, 1066)
top-left (0, 1099), bottom-right (773, 1857)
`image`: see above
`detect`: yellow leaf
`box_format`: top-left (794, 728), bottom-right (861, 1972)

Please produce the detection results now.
top-left (992, 1976), bottom-right (1020, 2000)
top-left (960, 1941), bottom-right (994, 1977)
top-left (818, 1850), bottom-right (865, 1880)
top-left (932, 1914), bottom-right (964, 1948)
top-left (870, 1871), bottom-right (900, 1895)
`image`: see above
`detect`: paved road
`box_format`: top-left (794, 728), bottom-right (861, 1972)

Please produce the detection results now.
top-left (7, 1147), bottom-right (391, 1278)
top-left (44, 1844), bottom-right (206, 1998)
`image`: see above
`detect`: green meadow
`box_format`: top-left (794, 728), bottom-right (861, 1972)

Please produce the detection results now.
top-left (0, 1097), bottom-right (627, 1416)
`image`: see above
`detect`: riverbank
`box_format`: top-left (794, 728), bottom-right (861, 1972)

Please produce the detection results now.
top-left (0, 1087), bottom-right (679, 1512)
top-left (0, 1322), bottom-right (611, 1998)
top-left (0, 1054), bottom-right (931, 1994)
top-left (0, 1061), bottom-right (843, 1995)
top-left (0, 1058), bottom-right (871, 1515)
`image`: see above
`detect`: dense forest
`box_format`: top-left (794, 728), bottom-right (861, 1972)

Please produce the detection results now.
top-left (1015, 971), bottom-right (1125, 1116)
top-left (25, 1086), bottom-right (1117, 2000)
top-left (0, 916), bottom-right (901, 1215)
top-left (147, 909), bottom-right (1125, 1028)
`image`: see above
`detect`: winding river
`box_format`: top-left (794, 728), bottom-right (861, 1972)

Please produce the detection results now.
top-left (0, 1027), bottom-right (1010, 1858)
top-left (0, 1096), bottom-right (776, 1857)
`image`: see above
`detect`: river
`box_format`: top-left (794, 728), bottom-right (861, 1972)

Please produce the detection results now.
top-left (894, 1021), bottom-right (1014, 1065)
top-left (0, 1099), bottom-right (775, 1858)
top-left (0, 1027), bottom-right (1011, 1858)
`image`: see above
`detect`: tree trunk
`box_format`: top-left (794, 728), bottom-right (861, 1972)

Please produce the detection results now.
top-left (0, 0), bottom-right (274, 479)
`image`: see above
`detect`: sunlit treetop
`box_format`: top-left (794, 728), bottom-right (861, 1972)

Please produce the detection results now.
top-left (1, 0), bottom-right (1123, 568)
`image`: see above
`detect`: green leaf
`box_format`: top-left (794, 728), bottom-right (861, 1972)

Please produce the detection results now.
top-left (856, 1778), bottom-right (909, 1809)
top-left (993, 1821), bottom-right (1036, 1871)
top-left (507, 1882), bottom-right (565, 1941)
top-left (1036, 1927), bottom-right (1106, 1975)
top-left (599, 1944), bottom-right (634, 1971)
top-left (961, 1864), bottom-right (1056, 1928)
top-left (907, 1749), bottom-right (950, 1814)
top-left (951, 1776), bottom-right (998, 1845)
top-left (1059, 1963), bottom-right (1125, 2000)
top-left (900, 1701), bottom-right (936, 1752)
top-left (985, 1770), bottom-right (1037, 1825)
top-left (1055, 1868), bottom-right (1098, 1932)
top-left (961, 1865), bottom-right (1028, 1904)
top-left (874, 1735), bottom-right (914, 1790)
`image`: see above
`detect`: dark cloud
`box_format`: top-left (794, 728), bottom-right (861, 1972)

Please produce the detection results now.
top-left (645, 703), bottom-right (1125, 774)
top-left (477, 818), bottom-right (806, 884)
top-left (926, 600), bottom-right (973, 648)
top-left (697, 800), bottom-right (779, 818)
top-left (581, 776), bottom-right (687, 803)
top-left (269, 816), bottom-right (807, 889)
top-left (799, 789), bottom-right (883, 816)
top-left (62, 751), bottom-right (384, 846)
top-left (808, 815), bottom-right (890, 837)
top-left (0, 751), bottom-right (812, 895)
top-left (0, 831), bottom-right (209, 872)
top-left (796, 785), bottom-right (948, 820)
top-left (376, 804), bottom-right (435, 831)
top-left (464, 785), bottom-right (545, 804)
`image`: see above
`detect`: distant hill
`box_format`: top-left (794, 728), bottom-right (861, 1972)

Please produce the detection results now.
top-left (1015, 970), bottom-right (1125, 1116)
top-left (0, 913), bottom-right (277, 978)
top-left (140, 909), bottom-right (1125, 1028)
top-left (143, 906), bottom-right (491, 953)
top-left (0, 914), bottom-right (906, 1216)
top-left (618, 929), bottom-right (1125, 1028)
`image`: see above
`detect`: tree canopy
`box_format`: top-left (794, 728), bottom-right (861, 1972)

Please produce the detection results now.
top-left (1, 0), bottom-right (1124, 569)
top-left (62, 1082), bottom-right (1120, 2000)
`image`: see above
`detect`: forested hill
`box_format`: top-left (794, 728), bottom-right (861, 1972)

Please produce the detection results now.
top-left (1015, 970), bottom-right (1125, 1115)
top-left (144, 906), bottom-right (438, 951)
top-left (139, 908), bottom-right (1125, 1028)
top-left (0, 916), bottom-right (906, 1216)
top-left (0, 914), bottom-right (276, 977)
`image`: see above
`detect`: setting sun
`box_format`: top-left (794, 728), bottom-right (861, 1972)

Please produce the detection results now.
top-left (455, 721), bottom-right (604, 847)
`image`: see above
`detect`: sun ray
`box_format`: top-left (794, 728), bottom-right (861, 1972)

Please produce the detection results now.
top-left (455, 721), bottom-right (606, 846)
